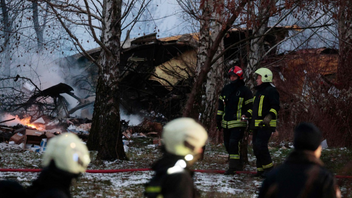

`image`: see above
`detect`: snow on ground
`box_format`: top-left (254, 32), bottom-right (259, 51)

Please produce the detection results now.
top-left (0, 142), bottom-right (261, 197)
top-left (0, 142), bottom-right (24, 150)
top-left (2, 140), bottom-right (351, 197)
top-left (0, 169), bottom-right (259, 197)
top-left (75, 171), bottom-right (260, 197)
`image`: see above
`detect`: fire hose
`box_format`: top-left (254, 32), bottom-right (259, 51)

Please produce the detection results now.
top-left (0, 168), bottom-right (352, 179)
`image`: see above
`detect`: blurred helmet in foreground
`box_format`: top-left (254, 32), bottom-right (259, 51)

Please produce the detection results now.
top-left (42, 133), bottom-right (90, 174)
top-left (162, 117), bottom-right (208, 156)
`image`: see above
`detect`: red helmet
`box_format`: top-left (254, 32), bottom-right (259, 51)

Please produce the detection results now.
top-left (228, 66), bottom-right (243, 80)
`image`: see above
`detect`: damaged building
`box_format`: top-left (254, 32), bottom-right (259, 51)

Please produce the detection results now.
top-left (62, 27), bottom-right (295, 120)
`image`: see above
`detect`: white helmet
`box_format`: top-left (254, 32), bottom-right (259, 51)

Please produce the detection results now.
top-left (255, 68), bottom-right (273, 83)
top-left (162, 117), bottom-right (208, 156)
top-left (42, 133), bottom-right (90, 174)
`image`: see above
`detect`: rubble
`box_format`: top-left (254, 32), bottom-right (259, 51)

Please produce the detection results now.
top-left (8, 128), bottom-right (26, 144)
top-left (122, 118), bottom-right (163, 147)
top-left (25, 129), bottom-right (55, 145)
top-left (1, 115), bottom-right (164, 154)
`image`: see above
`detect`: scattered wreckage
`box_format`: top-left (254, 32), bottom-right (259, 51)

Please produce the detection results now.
top-left (0, 116), bottom-right (90, 152)
top-left (0, 116), bottom-right (163, 153)
top-left (0, 77), bottom-right (164, 152)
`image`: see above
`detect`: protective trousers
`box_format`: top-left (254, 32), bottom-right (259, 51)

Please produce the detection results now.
top-left (223, 128), bottom-right (244, 160)
top-left (252, 128), bottom-right (273, 172)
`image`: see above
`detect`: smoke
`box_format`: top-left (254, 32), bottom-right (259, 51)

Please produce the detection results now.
top-left (0, 49), bottom-right (88, 116)
top-left (0, 50), bottom-right (146, 123)
top-left (0, 113), bottom-right (25, 126)
top-left (2, 49), bottom-right (66, 89)
top-left (120, 107), bottom-right (143, 126)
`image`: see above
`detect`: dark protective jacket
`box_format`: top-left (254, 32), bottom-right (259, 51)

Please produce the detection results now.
top-left (27, 161), bottom-right (79, 198)
top-left (259, 150), bottom-right (339, 198)
top-left (247, 83), bottom-right (280, 130)
top-left (217, 79), bottom-right (253, 129)
top-left (0, 180), bottom-right (27, 198)
top-left (144, 153), bottom-right (199, 198)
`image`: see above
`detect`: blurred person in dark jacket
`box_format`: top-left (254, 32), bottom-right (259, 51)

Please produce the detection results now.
top-left (144, 117), bottom-right (208, 198)
top-left (217, 66), bottom-right (253, 174)
top-left (258, 122), bottom-right (341, 198)
top-left (0, 180), bottom-right (27, 198)
top-left (27, 133), bottom-right (91, 198)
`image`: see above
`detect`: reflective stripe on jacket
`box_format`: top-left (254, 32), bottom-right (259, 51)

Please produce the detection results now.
top-left (217, 80), bottom-right (253, 129)
top-left (249, 83), bottom-right (280, 130)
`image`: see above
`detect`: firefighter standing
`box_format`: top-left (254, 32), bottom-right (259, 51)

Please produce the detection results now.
top-left (144, 117), bottom-right (208, 198)
top-left (259, 122), bottom-right (341, 198)
top-left (27, 133), bottom-right (91, 198)
top-left (243, 67), bottom-right (280, 177)
top-left (217, 66), bottom-right (253, 175)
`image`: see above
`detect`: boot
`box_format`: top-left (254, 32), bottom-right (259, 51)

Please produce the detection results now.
top-left (224, 159), bottom-right (242, 175)
top-left (237, 159), bottom-right (243, 171)
top-left (251, 171), bottom-right (264, 178)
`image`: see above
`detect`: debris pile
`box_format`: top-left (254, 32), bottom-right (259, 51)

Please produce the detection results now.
top-left (0, 116), bottom-right (89, 152)
top-left (122, 118), bottom-right (163, 147)
top-left (0, 116), bottom-right (164, 153)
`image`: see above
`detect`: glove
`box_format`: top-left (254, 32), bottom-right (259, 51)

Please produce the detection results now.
top-left (258, 121), bottom-right (265, 128)
top-left (241, 115), bottom-right (248, 122)
top-left (217, 121), bottom-right (222, 130)
top-left (260, 114), bottom-right (272, 128)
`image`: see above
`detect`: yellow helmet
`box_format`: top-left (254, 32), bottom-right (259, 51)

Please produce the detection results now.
top-left (42, 133), bottom-right (90, 174)
top-left (162, 117), bottom-right (208, 156)
top-left (255, 68), bottom-right (273, 83)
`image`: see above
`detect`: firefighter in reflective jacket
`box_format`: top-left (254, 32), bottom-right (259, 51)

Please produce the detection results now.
top-left (217, 66), bottom-right (253, 175)
top-left (144, 118), bottom-right (208, 198)
top-left (243, 67), bottom-right (280, 178)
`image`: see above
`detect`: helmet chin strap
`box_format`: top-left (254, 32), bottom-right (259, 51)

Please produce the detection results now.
top-left (183, 139), bottom-right (204, 166)
top-left (166, 154), bottom-right (197, 174)
top-left (184, 152), bottom-right (202, 166)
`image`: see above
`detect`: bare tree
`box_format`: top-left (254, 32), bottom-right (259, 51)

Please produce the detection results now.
top-left (198, 1), bottom-right (225, 138)
top-left (181, 0), bottom-right (250, 120)
top-left (281, 0), bottom-right (352, 147)
top-left (32, 0), bottom-right (49, 51)
top-left (313, 0), bottom-right (347, 58)
top-left (0, 0), bottom-right (11, 76)
top-left (44, 0), bottom-right (150, 160)
top-left (244, 0), bottom-right (276, 88)
top-left (0, 0), bottom-right (23, 76)
top-left (335, 1), bottom-right (352, 88)
top-left (0, 0), bottom-right (74, 84)
top-left (176, 0), bottom-right (341, 157)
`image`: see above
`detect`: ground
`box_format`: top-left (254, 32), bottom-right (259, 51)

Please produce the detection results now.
top-left (1, 136), bottom-right (352, 197)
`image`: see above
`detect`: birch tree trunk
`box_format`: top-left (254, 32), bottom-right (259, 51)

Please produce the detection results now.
top-left (189, 0), bottom-right (211, 121)
top-left (183, 0), bottom-right (249, 120)
top-left (244, 0), bottom-right (272, 89)
top-left (1, 0), bottom-right (11, 76)
top-left (32, 1), bottom-right (45, 51)
top-left (87, 0), bottom-right (126, 160)
top-left (242, 0), bottom-right (273, 163)
top-left (198, 0), bottom-right (224, 140)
